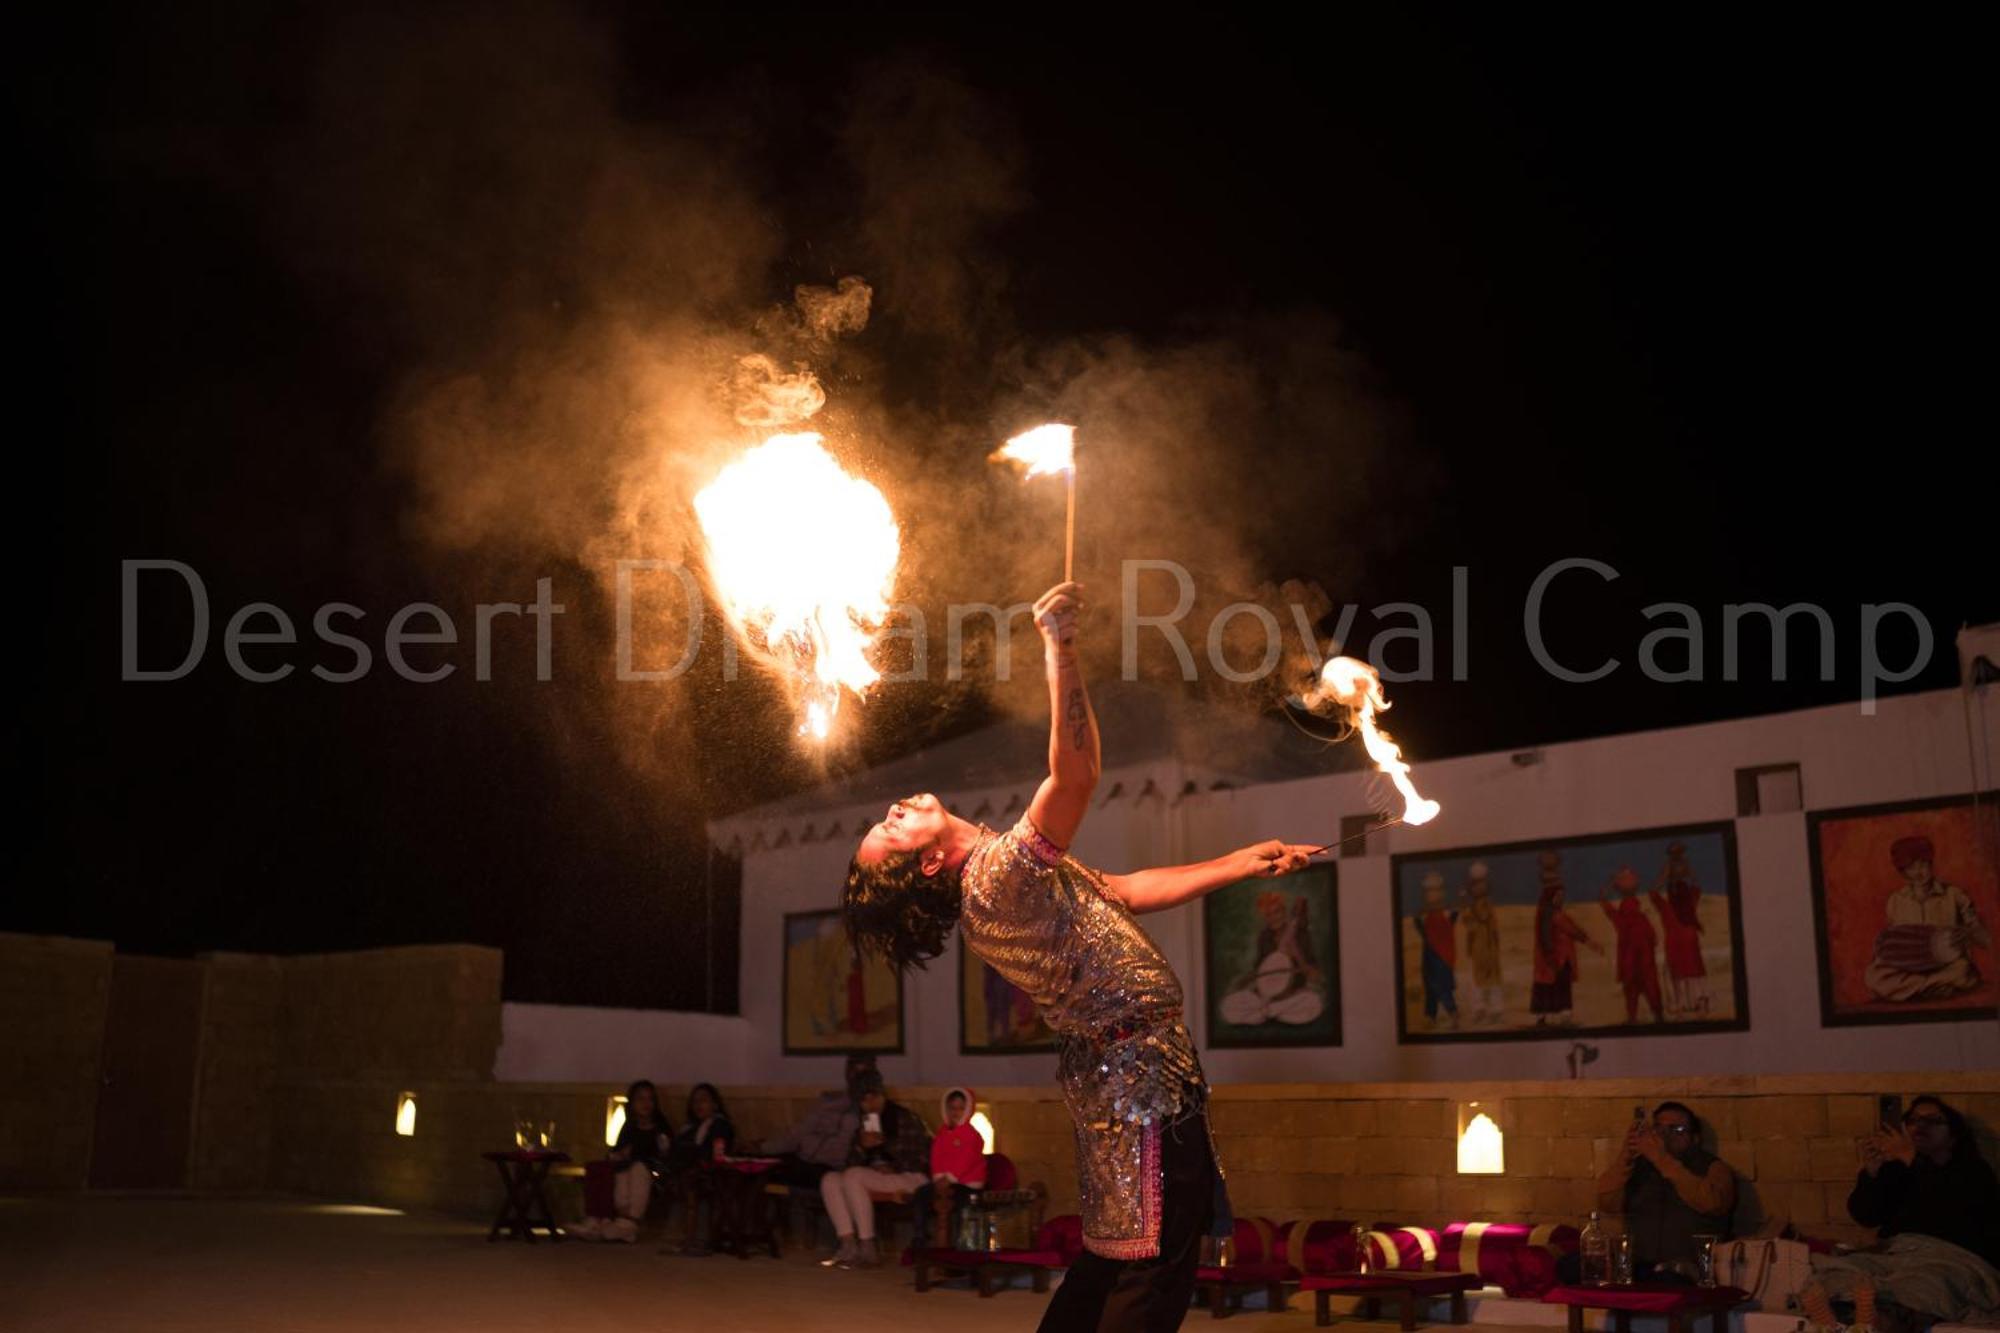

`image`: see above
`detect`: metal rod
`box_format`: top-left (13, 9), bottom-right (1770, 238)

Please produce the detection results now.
top-left (1306, 815), bottom-right (1406, 857)
top-left (1063, 468), bottom-right (1076, 582)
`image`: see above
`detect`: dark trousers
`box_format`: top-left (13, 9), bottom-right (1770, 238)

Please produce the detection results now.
top-left (1038, 1110), bottom-right (1220, 1333)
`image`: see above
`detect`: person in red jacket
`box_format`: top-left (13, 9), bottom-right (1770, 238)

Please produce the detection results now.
top-left (1601, 866), bottom-right (1663, 1023)
top-left (1531, 852), bottom-right (1602, 1026)
top-left (915, 1086), bottom-right (989, 1247)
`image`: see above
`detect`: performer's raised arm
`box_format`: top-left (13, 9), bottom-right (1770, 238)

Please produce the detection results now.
top-left (1026, 581), bottom-right (1099, 849)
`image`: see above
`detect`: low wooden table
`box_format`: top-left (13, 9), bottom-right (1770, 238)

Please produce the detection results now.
top-left (1298, 1270), bottom-right (1481, 1330)
top-left (1195, 1262), bottom-right (1297, 1319)
top-left (483, 1149), bottom-right (571, 1242)
top-left (1544, 1283), bottom-right (1750, 1333)
top-left (709, 1159), bottom-right (783, 1259)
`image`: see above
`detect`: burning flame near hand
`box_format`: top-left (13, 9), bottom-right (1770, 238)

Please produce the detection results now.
top-left (1304, 657), bottom-right (1441, 826)
top-left (991, 422), bottom-right (1075, 477)
top-left (694, 433), bottom-right (899, 741)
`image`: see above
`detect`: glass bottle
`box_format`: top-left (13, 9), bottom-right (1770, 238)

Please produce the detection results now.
top-left (1579, 1212), bottom-right (1609, 1286)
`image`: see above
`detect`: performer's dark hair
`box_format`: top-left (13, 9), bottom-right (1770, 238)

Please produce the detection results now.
top-left (685, 1081), bottom-right (729, 1124)
top-left (843, 849), bottom-right (961, 971)
top-left (1908, 1094), bottom-right (1984, 1166)
top-left (1652, 1100), bottom-right (1705, 1142)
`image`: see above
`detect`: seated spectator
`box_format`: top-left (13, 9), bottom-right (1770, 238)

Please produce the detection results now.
top-left (819, 1072), bottom-right (930, 1269)
top-left (1804, 1095), bottom-right (2000, 1331)
top-left (1576, 1101), bottom-right (1736, 1282)
top-left (752, 1054), bottom-right (873, 1189)
top-left (913, 1085), bottom-right (988, 1248)
top-left (663, 1082), bottom-right (735, 1254)
top-left (574, 1078), bottom-right (672, 1243)
top-left (1848, 1095), bottom-right (2000, 1261)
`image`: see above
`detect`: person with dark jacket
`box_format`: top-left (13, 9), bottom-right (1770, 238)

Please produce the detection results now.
top-left (754, 1054), bottom-right (873, 1188)
top-left (663, 1083), bottom-right (735, 1254)
top-left (818, 1072), bottom-right (929, 1269)
top-left (1799, 1095), bottom-right (2000, 1331)
top-left (1849, 1094), bottom-right (2000, 1266)
top-left (1585, 1101), bottom-right (1737, 1281)
top-left (575, 1079), bottom-right (673, 1242)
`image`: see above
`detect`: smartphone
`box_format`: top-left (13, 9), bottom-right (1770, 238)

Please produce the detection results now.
top-left (863, 1112), bottom-right (882, 1134)
top-left (1877, 1094), bottom-right (1903, 1129)
top-left (1633, 1105), bottom-right (1648, 1125)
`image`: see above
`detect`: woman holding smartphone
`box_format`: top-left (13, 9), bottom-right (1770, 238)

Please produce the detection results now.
top-left (818, 1071), bottom-right (932, 1269)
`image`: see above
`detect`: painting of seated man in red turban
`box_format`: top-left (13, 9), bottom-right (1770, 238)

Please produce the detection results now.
top-left (1810, 795), bottom-right (2000, 1026)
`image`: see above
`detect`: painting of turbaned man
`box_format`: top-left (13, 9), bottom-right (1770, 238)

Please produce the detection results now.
top-left (1809, 793), bottom-right (1999, 1026)
top-left (1392, 823), bottom-right (1747, 1043)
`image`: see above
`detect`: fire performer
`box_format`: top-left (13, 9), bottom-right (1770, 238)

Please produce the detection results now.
top-left (844, 581), bottom-right (1314, 1332)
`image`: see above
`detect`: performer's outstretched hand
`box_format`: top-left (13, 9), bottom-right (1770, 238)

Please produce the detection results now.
top-left (1033, 581), bottom-right (1084, 656)
top-left (1235, 840), bottom-right (1316, 879)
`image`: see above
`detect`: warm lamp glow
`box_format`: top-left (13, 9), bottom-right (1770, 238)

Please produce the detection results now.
top-left (970, 1106), bottom-right (996, 1154)
top-left (605, 1095), bottom-right (628, 1148)
top-left (1457, 1101), bottom-right (1503, 1174)
top-left (395, 1092), bottom-right (417, 1137)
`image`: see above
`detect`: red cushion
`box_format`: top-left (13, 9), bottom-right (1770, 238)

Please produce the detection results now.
top-left (1437, 1222), bottom-right (1580, 1295)
top-left (1363, 1227), bottom-right (1440, 1271)
top-left (1544, 1284), bottom-right (1750, 1313)
top-left (1507, 1246), bottom-right (1561, 1297)
top-left (1036, 1214), bottom-right (1086, 1267)
top-left (1278, 1219), bottom-right (1364, 1275)
top-left (1229, 1216), bottom-right (1282, 1267)
top-left (1198, 1261), bottom-right (1297, 1284)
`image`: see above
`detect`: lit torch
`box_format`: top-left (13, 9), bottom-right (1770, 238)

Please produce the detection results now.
top-left (693, 432), bottom-right (899, 742)
top-left (991, 423), bottom-right (1077, 581)
top-left (1303, 656), bottom-right (1441, 842)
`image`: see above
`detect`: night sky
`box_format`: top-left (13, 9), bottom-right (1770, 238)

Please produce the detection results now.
top-left (16, 7), bottom-right (1989, 1009)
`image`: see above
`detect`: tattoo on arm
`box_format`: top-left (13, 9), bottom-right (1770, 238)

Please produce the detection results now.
top-left (1066, 686), bottom-right (1088, 750)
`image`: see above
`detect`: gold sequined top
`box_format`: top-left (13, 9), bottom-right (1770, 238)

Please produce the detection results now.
top-left (958, 817), bottom-right (1208, 1259)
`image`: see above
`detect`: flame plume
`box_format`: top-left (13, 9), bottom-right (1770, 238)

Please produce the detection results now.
top-left (992, 422), bottom-right (1076, 477)
top-left (1306, 656), bottom-right (1441, 826)
top-left (992, 422), bottom-right (1078, 579)
top-left (693, 432), bottom-right (900, 741)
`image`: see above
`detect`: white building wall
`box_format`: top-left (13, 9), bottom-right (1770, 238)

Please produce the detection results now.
top-left (497, 688), bottom-right (2000, 1087)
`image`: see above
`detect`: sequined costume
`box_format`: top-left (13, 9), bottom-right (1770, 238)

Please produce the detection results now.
top-left (958, 816), bottom-right (1214, 1259)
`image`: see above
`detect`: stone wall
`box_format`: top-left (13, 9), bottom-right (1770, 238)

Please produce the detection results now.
top-left (188, 953), bottom-right (285, 1192)
top-left (259, 1071), bottom-right (2000, 1247)
top-left (281, 945), bottom-right (502, 1082)
top-left (0, 937), bottom-right (502, 1194)
top-left (7, 929), bottom-right (1992, 1251)
top-left (0, 934), bottom-right (114, 1190)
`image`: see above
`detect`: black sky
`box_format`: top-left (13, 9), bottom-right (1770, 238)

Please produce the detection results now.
top-left (15, 6), bottom-right (1990, 1008)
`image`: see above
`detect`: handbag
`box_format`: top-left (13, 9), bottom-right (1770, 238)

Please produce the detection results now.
top-left (1718, 1238), bottom-right (1814, 1312)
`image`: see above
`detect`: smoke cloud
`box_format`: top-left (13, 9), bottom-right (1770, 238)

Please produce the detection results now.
top-left (238, 4), bottom-right (1423, 809)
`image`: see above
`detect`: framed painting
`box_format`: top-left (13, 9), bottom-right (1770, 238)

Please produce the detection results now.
top-left (1807, 791), bottom-right (1999, 1027)
top-left (1391, 822), bottom-right (1748, 1043)
top-left (959, 944), bottom-right (1058, 1054)
top-left (781, 909), bottom-right (903, 1055)
top-left (1202, 865), bottom-right (1341, 1049)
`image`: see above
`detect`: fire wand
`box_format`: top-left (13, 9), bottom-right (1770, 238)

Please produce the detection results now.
top-left (992, 423), bottom-right (1078, 583)
top-left (1305, 815), bottom-right (1406, 858)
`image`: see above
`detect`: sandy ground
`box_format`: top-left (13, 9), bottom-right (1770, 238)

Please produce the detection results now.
top-left (0, 1193), bottom-right (1452, 1332)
